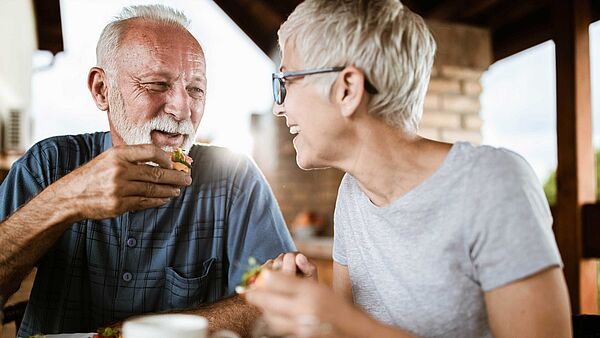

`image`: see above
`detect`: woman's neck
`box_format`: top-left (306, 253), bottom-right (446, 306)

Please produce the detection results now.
top-left (336, 121), bottom-right (452, 207)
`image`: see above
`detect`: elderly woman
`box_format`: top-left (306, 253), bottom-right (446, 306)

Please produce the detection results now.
top-left (245, 1), bottom-right (572, 337)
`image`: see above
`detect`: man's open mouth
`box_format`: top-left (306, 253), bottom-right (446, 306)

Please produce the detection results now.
top-left (151, 130), bottom-right (185, 145)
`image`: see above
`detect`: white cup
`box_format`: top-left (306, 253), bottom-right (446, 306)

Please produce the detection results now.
top-left (122, 314), bottom-right (240, 338)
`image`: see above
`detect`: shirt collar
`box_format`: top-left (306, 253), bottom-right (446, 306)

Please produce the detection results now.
top-left (102, 132), bottom-right (113, 153)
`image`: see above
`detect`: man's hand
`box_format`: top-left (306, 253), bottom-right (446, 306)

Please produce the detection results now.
top-left (54, 144), bottom-right (192, 221)
top-left (264, 252), bottom-right (318, 281)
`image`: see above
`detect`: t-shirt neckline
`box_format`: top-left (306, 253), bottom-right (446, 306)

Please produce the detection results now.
top-left (359, 142), bottom-right (466, 213)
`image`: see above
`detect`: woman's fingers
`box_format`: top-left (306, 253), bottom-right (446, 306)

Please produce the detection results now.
top-left (296, 253), bottom-right (318, 280)
top-left (282, 252), bottom-right (298, 275)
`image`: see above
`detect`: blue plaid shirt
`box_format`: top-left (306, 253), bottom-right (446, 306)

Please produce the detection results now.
top-left (0, 132), bottom-right (295, 337)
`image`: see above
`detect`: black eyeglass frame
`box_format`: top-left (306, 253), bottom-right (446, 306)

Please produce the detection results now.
top-left (272, 66), bottom-right (378, 105)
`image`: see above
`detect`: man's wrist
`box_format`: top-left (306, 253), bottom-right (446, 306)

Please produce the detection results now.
top-left (36, 182), bottom-right (83, 225)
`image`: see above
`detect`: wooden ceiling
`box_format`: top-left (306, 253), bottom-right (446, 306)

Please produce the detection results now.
top-left (33, 0), bottom-right (63, 55)
top-left (33, 0), bottom-right (600, 62)
top-left (213, 0), bottom-right (600, 62)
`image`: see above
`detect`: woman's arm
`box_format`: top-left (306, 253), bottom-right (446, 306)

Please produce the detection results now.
top-left (333, 262), bottom-right (353, 302)
top-left (484, 267), bottom-right (571, 338)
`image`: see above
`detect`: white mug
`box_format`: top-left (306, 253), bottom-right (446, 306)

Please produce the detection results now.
top-left (122, 314), bottom-right (240, 338)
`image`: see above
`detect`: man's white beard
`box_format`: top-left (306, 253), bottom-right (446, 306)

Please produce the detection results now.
top-left (108, 86), bottom-right (197, 153)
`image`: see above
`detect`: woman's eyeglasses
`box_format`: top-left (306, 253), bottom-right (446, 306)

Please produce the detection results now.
top-left (272, 66), bottom-right (378, 105)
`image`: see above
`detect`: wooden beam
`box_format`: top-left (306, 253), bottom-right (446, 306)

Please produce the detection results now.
top-left (461, 0), bottom-right (504, 20)
top-left (553, 0), bottom-right (597, 314)
top-left (32, 0), bottom-right (63, 55)
top-left (213, 0), bottom-right (283, 56)
top-left (492, 7), bottom-right (552, 61)
top-left (426, 0), bottom-right (468, 20)
top-left (487, 0), bottom-right (547, 29)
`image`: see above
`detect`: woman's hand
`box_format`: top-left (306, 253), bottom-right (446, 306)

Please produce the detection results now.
top-left (264, 252), bottom-right (318, 281)
top-left (245, 269), bottom-right (358, 338)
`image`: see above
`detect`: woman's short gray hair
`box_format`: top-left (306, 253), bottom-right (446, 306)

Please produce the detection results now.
top-left (278, 0), bottom-right (436, 135)
top-left (96, 4), bottom-right (191, 76)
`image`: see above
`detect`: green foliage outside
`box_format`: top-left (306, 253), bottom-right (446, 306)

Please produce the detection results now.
top-left (542, 150), bottom-right (600, 310)
top-left (543, 150), bottom-right (600, 205)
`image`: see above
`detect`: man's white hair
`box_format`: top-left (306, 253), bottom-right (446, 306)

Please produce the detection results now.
top-left (96, 4), bottom-right (191, 76)
top-left (278, 0), bottom-right (436, 135)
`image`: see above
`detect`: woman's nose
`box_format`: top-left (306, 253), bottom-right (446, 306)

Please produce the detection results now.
top-left (272, 103), bottom-right (285, 117)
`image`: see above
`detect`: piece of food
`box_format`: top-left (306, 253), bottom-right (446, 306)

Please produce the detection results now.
top-left (170, 148), bottom-right (193, 173)
top-left (93, 327), bottom-right (121, 338)
top-left (236, 257), bottom-right (263, 294)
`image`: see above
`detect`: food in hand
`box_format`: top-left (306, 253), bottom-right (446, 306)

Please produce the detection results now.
top-left (171, 148), bottom-right (193, 173)
top-left (236, 256), bottom-right (263, 294)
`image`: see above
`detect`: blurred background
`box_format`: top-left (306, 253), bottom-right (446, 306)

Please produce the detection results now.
top-left (1, 0), bottom-right (600, 336)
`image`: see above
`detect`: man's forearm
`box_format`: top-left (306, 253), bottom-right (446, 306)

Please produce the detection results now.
top-left (0, 184), bottom-right (78, 298)
top-left (183, 295), bottom-right (260, 338)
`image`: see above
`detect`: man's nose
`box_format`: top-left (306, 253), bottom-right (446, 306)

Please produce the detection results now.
top-left (164, 84), bottom-right (191, 121)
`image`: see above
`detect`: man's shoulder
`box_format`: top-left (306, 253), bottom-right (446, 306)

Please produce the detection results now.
top-left (27, 132), bottom-right (109, 157)
top-left (188, 144), bottom-right (261, 180)
top-left (16, 132), bottom-right (109, 170)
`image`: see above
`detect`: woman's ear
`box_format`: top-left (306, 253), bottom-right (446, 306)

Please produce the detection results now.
top-left (88, 67), bottom-right (110, 111)
top-left (334, 66), bottom-right (367, 118)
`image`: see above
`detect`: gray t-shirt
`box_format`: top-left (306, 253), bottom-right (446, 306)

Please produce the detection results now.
top-left (333, 142), bottom-right (562, 338)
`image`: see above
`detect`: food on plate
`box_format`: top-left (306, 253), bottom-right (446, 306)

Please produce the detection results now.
top-left (235, 257), bottom-right (263, 294)
top-left (93, 327), bottom-right (121, 338)
top-left (170, 148), bottom-right (193, 173)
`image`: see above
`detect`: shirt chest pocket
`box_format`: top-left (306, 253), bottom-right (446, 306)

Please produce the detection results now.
top-left (161, 257), bottom-right (218, 311)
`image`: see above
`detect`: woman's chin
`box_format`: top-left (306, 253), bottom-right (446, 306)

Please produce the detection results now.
top-left (295, 152), bottom-right (327, 171)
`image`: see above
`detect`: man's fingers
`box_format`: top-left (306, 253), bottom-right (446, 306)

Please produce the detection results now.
top-left (128, 163), bottom-right (191, 186)
top-left (124, 197), bottom-right (170, 211)
top-left (119, 181), bottom-right (181, 198)
top-left (113, 144), bottom-right (173, 169)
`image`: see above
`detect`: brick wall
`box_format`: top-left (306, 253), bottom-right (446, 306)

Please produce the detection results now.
top-left (252, 21), bottom-right (492, 235)
top-left (419, 65), bottom-right (484, 144)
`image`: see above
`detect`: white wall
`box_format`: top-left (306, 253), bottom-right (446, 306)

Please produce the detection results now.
top-left (0, 0), bottom-right (36, 151)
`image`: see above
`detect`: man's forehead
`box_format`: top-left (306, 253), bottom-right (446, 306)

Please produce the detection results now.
top-left (116, 32), bottom-right (206, 78)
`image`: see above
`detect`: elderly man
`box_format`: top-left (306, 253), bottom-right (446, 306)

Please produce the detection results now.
top-left (0, 5), bottom-right (294, 337)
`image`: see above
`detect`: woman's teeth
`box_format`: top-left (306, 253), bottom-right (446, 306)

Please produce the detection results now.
top-left (289, 126), bottom-right (301, 135)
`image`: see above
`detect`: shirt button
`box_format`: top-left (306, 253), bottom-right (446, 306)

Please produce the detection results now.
top-left (126, 237), bottom-right (137, 247)
top-left (122, 272), bottom-right (133, 282)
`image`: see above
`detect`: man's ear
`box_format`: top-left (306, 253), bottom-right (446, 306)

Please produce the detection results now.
top-left (88, 67), bottom-right (110, 111)
top-left (334, 66), bottom-right (366, 118)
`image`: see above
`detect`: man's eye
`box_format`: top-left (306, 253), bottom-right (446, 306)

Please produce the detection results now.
top-left (144, 82), bottom-right (170, 91)
top-left (187, 87), bottom-right (205, 98)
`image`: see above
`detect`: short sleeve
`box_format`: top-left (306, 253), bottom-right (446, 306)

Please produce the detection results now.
top-left (332, 175), bottom-right (351, 266)
top-left (225, 156), bottom-right (295, 294)
top-left (0, 149), bottom-right (47, 222)
top-left (467, 149), bottom-right (562, 291)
